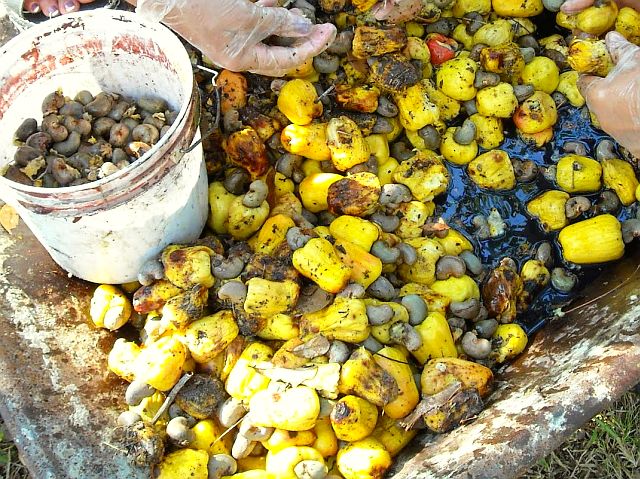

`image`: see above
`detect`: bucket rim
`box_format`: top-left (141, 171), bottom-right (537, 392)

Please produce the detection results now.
top-left (0, 9), bottom-right (195, 195)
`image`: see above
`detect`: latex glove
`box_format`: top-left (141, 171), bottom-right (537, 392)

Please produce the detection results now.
top-left (561, 0), bottom-right (640, 14)
top-left (578, 31), bottom-right (640, 157)
top-left (372, 0), bottom-right (423, 23)
top-left (136, 0), bottom-right (336, 77)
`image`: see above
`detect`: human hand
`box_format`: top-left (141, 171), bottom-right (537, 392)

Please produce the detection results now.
top-left (22, 0), bottom-right (94, 17)
top-left (371, 0), bottom-right (423, 23)
top-left (135, 0), bottom-right (336, 77)
top-left (578, 31), bottom-right (640, 157)
top-left (561, 0), bottom-right (640, 14)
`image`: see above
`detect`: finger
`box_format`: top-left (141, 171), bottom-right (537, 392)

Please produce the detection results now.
top-left (78, 0), bottom-right (95, 3)
top-left (23, 1), bottom-right (41, 13)
top-left (255, 0), bottom-right (278, 6)
top-left (577, 74), bottom-right (603, 103)
top-left (372, 1), bottom-right (395, 21)
top-left (38, 0), bottom-right (60, 16)
top-left (59, 0), bottom-right (80, 14)
top-left (373, 0), bottom-right (422, 23)
top-left (605, 31), bottom-right (640, 65)
top-left (248, 23), bottom-right (337, 76)
top-left (251, 5), bottom-right (313, 38)
top-left (560, 0), bottom-right (594, 13)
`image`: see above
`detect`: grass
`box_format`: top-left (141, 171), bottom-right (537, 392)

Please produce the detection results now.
top-left (0, 424), bottom-right (29, 479)
top-left (523, 391), bottom-right (640, 479)
top-left (1, 391), bottom-right (639, 479)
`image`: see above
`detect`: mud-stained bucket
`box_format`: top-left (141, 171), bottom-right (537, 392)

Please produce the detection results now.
top-left (0, 9), bottom-right (208, 284)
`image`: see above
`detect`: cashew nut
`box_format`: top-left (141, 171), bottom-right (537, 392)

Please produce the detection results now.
top-left (125, 379), bottom-right (155, 406)
top-left (296, 285), bottom-right (334, 314)
top-left (596, 139), bottom-right (617, 161)
top-left (389, 322), bottom-right (423, 351)
top-left (593, 190), bottom-right (621, 214)
top-left (436, 255), bottom-right (467, 280)
top-left (243, 180), bottom-right (268, 208)
top-left (402, 294), bottom-right (428, 325)
top-left (474, 319), bottom-right (499, 339)
top-left (212, 255), bottom-right (245, 280)
top-left (137, 258), bottom-right (165, 286)
top-left (565, 196), bottom-right (591, 220)
top-left (369, 214), bottom-right (398, 235)
top-left (520, 47), bottom-right (536, 63)
top-left (562, 141), bottom-right (588, 156)
top-left (551, 267), bottom-right (577, 293)
top-left (535, 242), bottom-right (554, 269)
top-left (463, 12), bottom-right (484, 34)
top-left (218, 281), bottom-right (247, 309)
top-left (328, 340), bottom-right (351, 364)
top-left (337, 283), bottom-right (367, 299)
top-left (453, 119), bottom-right (477, 145)
top-left (366, 304), bottom-right (394, 326)
top-left (117, 410), bottom-right (142, 427)
top-left (208, 454), bottom-right (238, 479)
top-left (463, 99), bottom-right (478, 116)
top-left (397, 243), bottom-right (418, 266)
top-left (474, 71), bottom-right (500, 89)
top-left (512, 158), bottom-right (538, 182)
top-left (313, 51), bottom-right (340, 74)
top-left (513, 84), bottom-right (535, 102)
top-left (417, 125), bottom-right (441, 150)
top-left (425, 17), bottom-right (457, 36)
top-left (367, 276), bottom-right (397, 301)
top-left (360, 335), bottom-right (384, 353)
top-left (460, 251), bottom-right (483, 276)
top-left (372, 116), bottom-right (394, 135)
top-left (450, 298), bottom-right (481, 320)
top-left (461, 331), bottom-right (492, 359)
top-left (371, 240), bottom-right (401, 264)
top-left (239, 416), bottom-right (274, 441)
top-left (622, 218), bottom-right (640, 244)
top-left (379, 183), bottom-right (412, 206)
top-left (376, 96), bottom-right (399, 117)
top-left (287, 226), bottom-right (313, 251)
top-left (217, 397), bottom-right (247, 428)
top-left (166, 416), bottom-right (195, 446)
top-left (231, 434), bottom-right (256, 459)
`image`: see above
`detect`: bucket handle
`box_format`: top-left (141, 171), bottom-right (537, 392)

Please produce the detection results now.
top-left (182, 65), bottom-right (220, 154)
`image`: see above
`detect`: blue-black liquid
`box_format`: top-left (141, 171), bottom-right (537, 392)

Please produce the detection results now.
top-left (432, 104), bottom-right (636, 335)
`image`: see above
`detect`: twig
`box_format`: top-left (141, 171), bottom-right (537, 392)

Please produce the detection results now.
top-left (212, 416), bottom-right (245, 445)
top-left (101, 441), bottom-right (128, 455)
top-left (373, 351), bottom-right (410, 365)
top-left (315, 84), bottom-right (336, 104)
top-left (151, 372), bottom-right (194, 425)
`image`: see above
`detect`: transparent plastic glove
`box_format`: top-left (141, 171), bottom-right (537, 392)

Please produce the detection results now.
top-left (371, 0), bottom-right (423, 23)
top-left (561, 0), bottom-right (640, 14)
top-left (578, 31), bottom-right (640, 157)
top-left (136, 0), bottom-right (337, 77)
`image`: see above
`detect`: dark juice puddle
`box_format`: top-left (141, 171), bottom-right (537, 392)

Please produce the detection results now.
top-left (434, 104), bottom-right (635, 335)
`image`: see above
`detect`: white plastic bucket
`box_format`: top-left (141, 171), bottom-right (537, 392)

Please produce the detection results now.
top-left (0, 10), bottom-right (209, 284)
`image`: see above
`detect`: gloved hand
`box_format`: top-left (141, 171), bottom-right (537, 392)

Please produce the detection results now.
top-left (135, 0), bottom-right (336, 77)
top-left (561, 0), bottom-right (640, 14)
top-left (578, 31), bottom-right (640, 157)
top-left (371, 0), bottom-right (423, 23)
